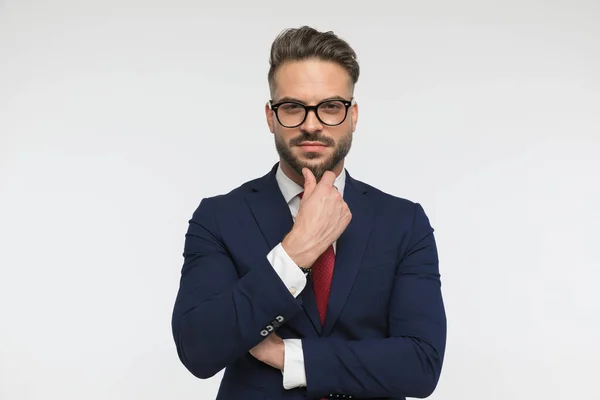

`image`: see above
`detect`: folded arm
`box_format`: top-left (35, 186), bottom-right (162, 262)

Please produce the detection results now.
top-left (303, 203), bottom-right (447, 399)
top-left (171, 198), bottom-right (305, 379)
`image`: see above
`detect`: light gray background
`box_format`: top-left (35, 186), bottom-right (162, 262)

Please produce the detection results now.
top-left (1, 1), bottom-right (599, 399)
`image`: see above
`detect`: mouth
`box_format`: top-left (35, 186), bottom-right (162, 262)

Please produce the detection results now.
top-left (297, 142), bottom-right (328, 152)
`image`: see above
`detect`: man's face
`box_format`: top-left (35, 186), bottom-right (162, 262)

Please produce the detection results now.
top-left (266, 59), bottom-right (358, 181)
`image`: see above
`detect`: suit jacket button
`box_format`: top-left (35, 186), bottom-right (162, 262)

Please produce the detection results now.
top-left (260, 329), bottom-right (268, 337)
top-left (276, 315), bottom-right (284, 322)
top-left (266, 325), bottom-right (274, 332)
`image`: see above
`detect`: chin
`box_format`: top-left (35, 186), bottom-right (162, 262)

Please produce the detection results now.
top-left (302, 159), bottom-right (332, 172)
top-left (296, 148), bottom-right (331, 159)
top-left (300, 153), bottom-right (325, 161)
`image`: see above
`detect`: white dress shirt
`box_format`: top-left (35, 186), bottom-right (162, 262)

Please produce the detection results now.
top-left (265, 164), bottom-right (346, 390)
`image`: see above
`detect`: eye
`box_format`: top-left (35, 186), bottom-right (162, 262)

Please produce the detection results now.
top-left (319, 101), bottom-right (344, 113)
top-left (279, 103), bottom-right (303, 113)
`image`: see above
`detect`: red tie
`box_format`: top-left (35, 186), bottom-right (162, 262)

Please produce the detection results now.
top-left (298, 192), bottom-right (335, 324)
top-left (312, 245), bottom-right (335, 324)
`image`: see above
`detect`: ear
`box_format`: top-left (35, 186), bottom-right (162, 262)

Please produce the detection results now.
top-left (350, 101), bottom-right (358, 132)
top-left (265, 101), bottom-right (275, 133)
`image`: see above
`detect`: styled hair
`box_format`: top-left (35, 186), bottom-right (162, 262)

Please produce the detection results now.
top-left (267, 26), bottom-right (360, 96)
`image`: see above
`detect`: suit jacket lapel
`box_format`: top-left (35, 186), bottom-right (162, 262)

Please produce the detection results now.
top-left (300, 273), bottom-right (323, 334)
top-left (244, 164), bottom-right (294, 251)
top-left (322, 173), bottom-right (373, 336)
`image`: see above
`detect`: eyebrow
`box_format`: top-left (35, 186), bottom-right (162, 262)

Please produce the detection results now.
top-left (274, 95), bottom-right (350, 104)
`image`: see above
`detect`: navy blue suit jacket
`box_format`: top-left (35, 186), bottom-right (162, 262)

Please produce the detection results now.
top-left (172, 163), bottom-right (446, 399)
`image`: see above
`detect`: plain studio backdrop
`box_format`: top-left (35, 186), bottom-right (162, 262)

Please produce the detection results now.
top-left (1, 1), bottom-right (599, 399)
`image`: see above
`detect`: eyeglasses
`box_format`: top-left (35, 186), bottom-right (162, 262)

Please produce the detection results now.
top-left (269, 98), bottom-right (354, 128)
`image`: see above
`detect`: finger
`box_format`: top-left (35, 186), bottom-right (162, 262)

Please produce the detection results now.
top-left (302, 168), bottom-right (317, 197)
top-left (319, 170), bottom-right (337, 187)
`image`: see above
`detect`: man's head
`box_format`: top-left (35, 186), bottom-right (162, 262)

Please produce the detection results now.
top-left (265, 26), bottom-right (360, 182)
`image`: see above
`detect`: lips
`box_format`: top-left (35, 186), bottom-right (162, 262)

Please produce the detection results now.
top-left (298, 142), bottom-right (327, 147)
top-left (298, 142), bottom-right (328, 152)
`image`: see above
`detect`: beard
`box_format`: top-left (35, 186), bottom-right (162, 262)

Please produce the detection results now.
top-left (274, 130), bottom-right (353, 181)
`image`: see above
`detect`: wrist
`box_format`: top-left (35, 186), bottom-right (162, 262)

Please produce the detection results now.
top-left (282, 230), bottom-right (317, 268)
top-left (297, 265), bottom-right (311, 274)
top-left (271, 339), bottom-right (285, 371)
top-left (279, 340), bottom-right (285, 370)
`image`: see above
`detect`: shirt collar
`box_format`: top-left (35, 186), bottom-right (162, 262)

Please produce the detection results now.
top-left (275, 163), bottom-right (346, 204)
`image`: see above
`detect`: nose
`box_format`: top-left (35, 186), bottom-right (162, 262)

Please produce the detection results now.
top-left (300, 108), bottom-right (323, 133)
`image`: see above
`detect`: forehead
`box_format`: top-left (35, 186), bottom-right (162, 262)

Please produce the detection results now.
top-left (272, 59), bottom-right (352, 102)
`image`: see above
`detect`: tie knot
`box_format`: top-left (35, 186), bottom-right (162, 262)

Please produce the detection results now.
top-left (298, 191), bottom-right (304, 199)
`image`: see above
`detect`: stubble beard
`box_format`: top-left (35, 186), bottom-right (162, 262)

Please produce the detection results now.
top-left (274, 131), bottom-right (353, 181)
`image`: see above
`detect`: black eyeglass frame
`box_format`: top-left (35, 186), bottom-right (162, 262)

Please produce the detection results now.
top-left (269, 98), bottom-right (355, 128)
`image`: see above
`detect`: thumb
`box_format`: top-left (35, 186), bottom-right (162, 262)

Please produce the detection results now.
top-left (302, 168), bottom-right (317, 198)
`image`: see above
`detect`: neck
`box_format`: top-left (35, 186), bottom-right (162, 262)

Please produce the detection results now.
top-left (279, 159), bottom-right (345, 187)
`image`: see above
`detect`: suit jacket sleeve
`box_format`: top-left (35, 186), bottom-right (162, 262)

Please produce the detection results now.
top-left (302, 203), bottom-right (447, 399)
top-left (171, 197), bottom-right (305, 379)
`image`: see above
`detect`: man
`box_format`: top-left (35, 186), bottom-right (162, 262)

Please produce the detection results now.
top-left (171, 26), bottom-right (446, 400)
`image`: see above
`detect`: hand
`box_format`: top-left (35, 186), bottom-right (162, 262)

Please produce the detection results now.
top-left (249, 333), bottom-right (285, 370)
top-left (282, 168), bottom-right (352, 268)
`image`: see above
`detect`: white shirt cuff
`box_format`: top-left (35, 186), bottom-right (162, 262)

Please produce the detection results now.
top-left (266, 243), bottom-right (307, 297)
top-left (282, 339), bottom-right (307, 389)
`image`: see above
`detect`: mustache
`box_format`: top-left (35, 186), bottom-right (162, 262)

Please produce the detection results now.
top-left (289, 133), bottom-right (335, 147)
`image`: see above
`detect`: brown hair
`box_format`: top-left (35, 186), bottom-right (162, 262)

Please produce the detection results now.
top-left (267, 26), bottom-right (360, 96)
